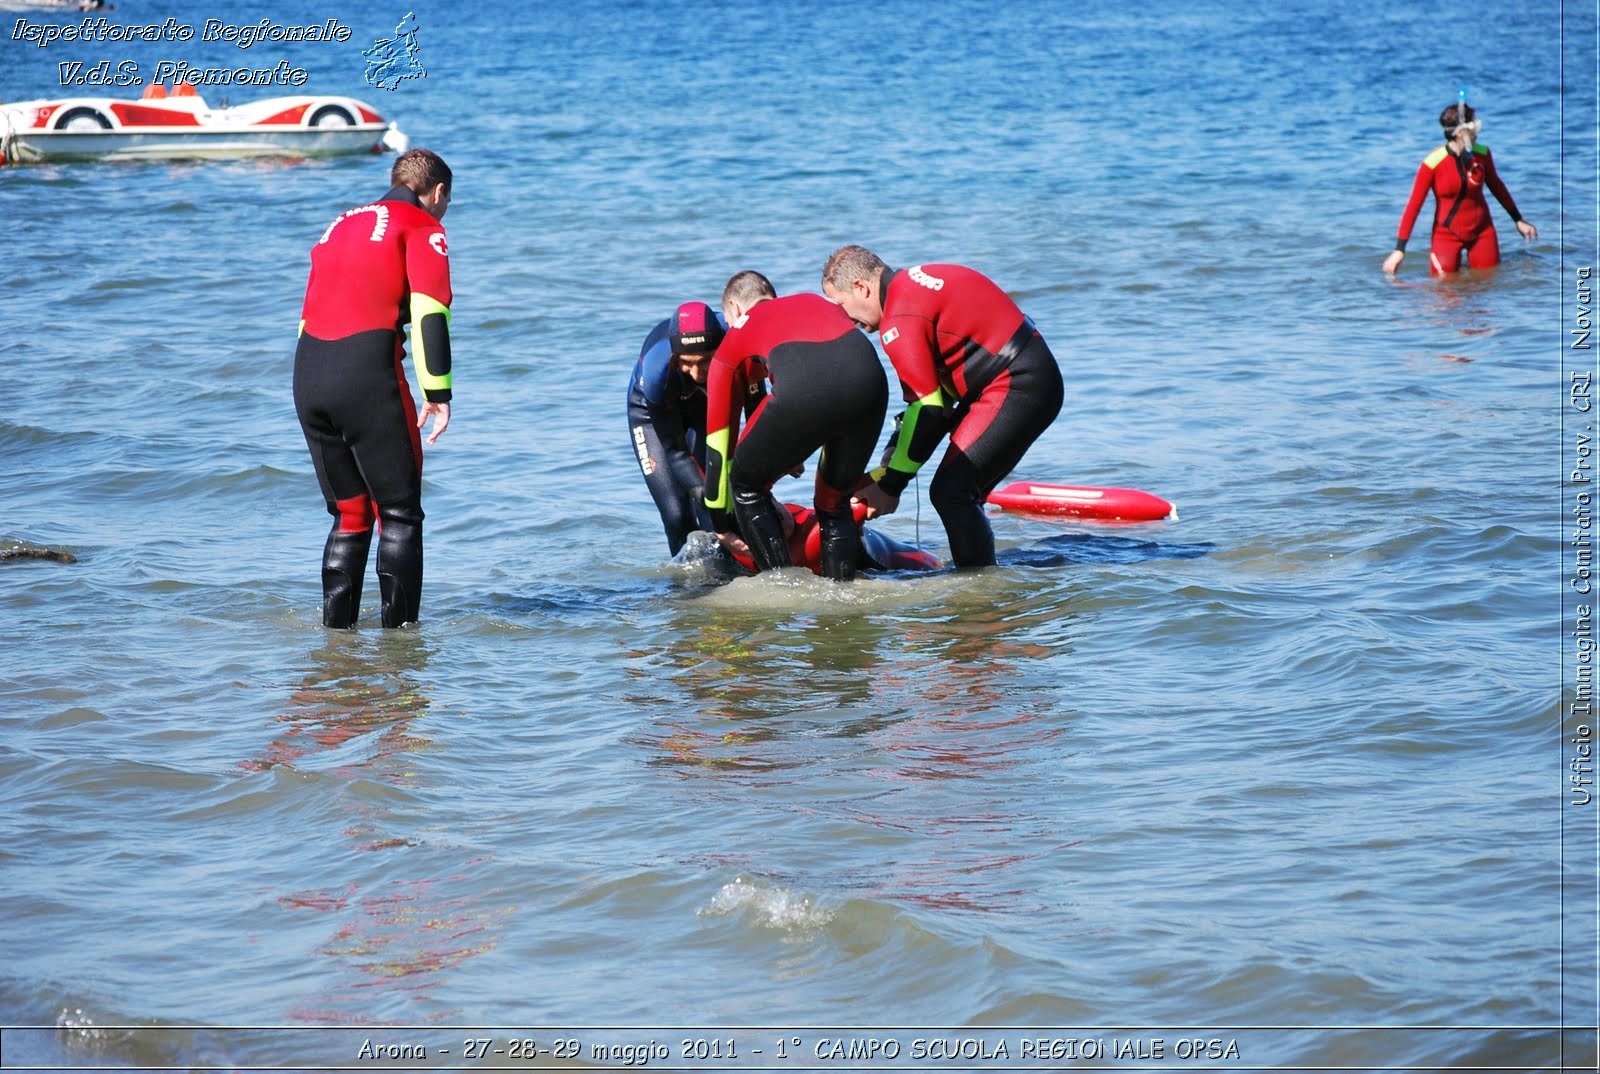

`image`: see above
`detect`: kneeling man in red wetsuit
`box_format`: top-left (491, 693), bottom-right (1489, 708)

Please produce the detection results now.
top-left (294, 148), bottom-right (455, 628)
top-left (822, 246), bottom-right (1063, 569)
top-left (703, 271), bottom-right (887, 581)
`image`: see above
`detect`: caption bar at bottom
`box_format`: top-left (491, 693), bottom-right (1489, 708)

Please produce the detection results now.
top-left (2, 1025), bottom-right (1594, 1070)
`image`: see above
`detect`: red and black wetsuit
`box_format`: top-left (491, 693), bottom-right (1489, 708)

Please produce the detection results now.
top-left (871, 263), bottom-right (1063, 568)
top-left (703, 293), bottom-right (887, 580)
top-left (1395, 143), bottom-right (1525, 274)
top-left (724, 501), bottom-right (943, 575)
top-left (293, 183), bottom-right (452, 628)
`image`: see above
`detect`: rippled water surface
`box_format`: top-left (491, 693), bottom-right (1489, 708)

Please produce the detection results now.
top-left (2, 0), bottom-right (1590, 1070)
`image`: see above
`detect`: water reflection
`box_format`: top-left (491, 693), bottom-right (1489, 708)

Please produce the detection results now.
top-left (240, 631), bottom-right (435, 781)
top-left (628, 608), bottom-right (898, 775)
top-left (1000, 531), bottom-right (1212, 569)
top-left (630, 589), bottom-right (1084, 913)
top-left (282, 867), bottom-right (514, 1025)
top-left (1392, 272), bottom-right (1504, 364)
top-left (246, 631), bottom-right (512, 1023)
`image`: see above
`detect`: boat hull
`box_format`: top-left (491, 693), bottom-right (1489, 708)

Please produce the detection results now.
top-left (0, 91), bottom-right (404, 164)
top-left (3, 125), bottom-right (392, 163)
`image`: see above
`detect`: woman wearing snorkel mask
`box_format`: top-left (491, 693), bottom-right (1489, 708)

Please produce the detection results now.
top-left (1383, 95), bottom-right (1537, 276)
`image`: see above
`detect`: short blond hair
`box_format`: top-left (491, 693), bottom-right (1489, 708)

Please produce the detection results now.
top-left (721, 270), bottom-right (776, 310)
top-left (821, 245), bottom-right (886, 291)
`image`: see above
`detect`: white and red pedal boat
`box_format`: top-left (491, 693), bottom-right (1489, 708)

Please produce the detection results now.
top-left (0, 83), bottom-right (409, 164)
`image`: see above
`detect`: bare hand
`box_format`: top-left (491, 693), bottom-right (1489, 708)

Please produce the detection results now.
top-left (1382, 250), bottom-right (1404, 276)
top-left (418, 400), bottom-right (451, 445)
top-left (1516, 220), bottom-right (1538, 243)
top-left (852, 482), bottom-right (900, 520)
top-left (716, 531), bottom-right (751, 559)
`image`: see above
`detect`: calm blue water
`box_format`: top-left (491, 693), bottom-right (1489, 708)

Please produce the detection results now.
top-left (2, 0), bottom-right (1593, 1070)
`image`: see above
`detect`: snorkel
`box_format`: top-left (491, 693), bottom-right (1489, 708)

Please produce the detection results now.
top-left (1451, 87), bottom-right (1481, 147)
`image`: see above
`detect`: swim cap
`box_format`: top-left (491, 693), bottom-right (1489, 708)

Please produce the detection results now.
top-left (669, 301), bottom-right (724, 356)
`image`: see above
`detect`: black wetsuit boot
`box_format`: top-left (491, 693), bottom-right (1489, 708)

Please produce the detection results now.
top-left (376, 506), bottom-right (423, 628)
top-left (321, 526), bottom-right (373, 628)
top-left (816, 506), bottom-right (859, 582)
top-left (732, 487), bottom-right (793, 572)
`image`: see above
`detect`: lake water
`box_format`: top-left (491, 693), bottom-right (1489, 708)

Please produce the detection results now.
top-left (2, 1), bottom-right (1595, 1070)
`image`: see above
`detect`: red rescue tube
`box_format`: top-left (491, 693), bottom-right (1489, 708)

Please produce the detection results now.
top-left (986, 481), bottom-right (1176, 522)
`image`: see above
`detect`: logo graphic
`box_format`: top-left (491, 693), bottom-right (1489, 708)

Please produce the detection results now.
top-left (363, 12), bottom-right (425, 91)
top-left (908, 265), bottom-right (945, 291)
top-left (320, 203), bottom-right (389, 244)
top-left (632, 426), bottom-right (654, 475)
top-left (429, 232), bottom-right (447, 257)
top-left (882, 327), bottom-right (900, 345)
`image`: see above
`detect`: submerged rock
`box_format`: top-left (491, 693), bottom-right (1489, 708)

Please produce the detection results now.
top-left (0, 546), bottom-right (77, 564)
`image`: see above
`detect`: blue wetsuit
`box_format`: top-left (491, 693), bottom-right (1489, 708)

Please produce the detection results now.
top-left (627, 313), bottom-right (762, 555)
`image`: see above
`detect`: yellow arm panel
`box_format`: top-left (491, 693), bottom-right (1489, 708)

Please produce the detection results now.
top-left (887, 388), bottom-right (946, 474)
top-left (410, 291), bottom-right (453, 398)
top-left (703, 428), bottom-right (732, 512)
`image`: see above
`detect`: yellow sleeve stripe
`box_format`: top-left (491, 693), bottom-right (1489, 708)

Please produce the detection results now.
top-left (704, 428), bottom-right (732, 511)
top-left (410, 291), bottom-right (452, 392)
top-left (886, 388), bottom-right (946, 474)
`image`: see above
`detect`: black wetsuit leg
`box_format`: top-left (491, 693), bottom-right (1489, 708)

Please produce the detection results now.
top-left (929, 336), bottom-right (1063, 568)
top-left (732, 335), bottom-right (888, 579)
top-left (294, 329), bottom-right (426, 627)
top-left (731, 488), bottom-right (794, 571)
top-left (320, 528), bottom-right (372, 628)
top-left (376, 511), bottom-right (423, 628)
top-left (627, 400), bottom-right (712, 556)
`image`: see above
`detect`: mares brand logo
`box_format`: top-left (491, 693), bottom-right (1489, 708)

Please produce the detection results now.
top-left (882, 327), bottom-right (900, 345)
top-left (429, 232), bottom-right (447, 257)
top-left (632, 426), bottom-right (654, 475)
top-left (320, 203), bottom-right (389, 244)
top-left (908, 265), bottom-right (945, 291)
top-left (677, 334), bottom-right (706, 347)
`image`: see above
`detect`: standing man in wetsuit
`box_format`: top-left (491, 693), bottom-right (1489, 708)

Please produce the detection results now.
top-left (703, 271), bottom-right (888, 581)
top-left (821, 246), bottom-right (1063, 569)
top-left (627, 301), bottom-right (764, 556)
top-left (294, 148), bottom-right (455, 628)
top-left (1383, 100), bottom-right (1536, 276)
